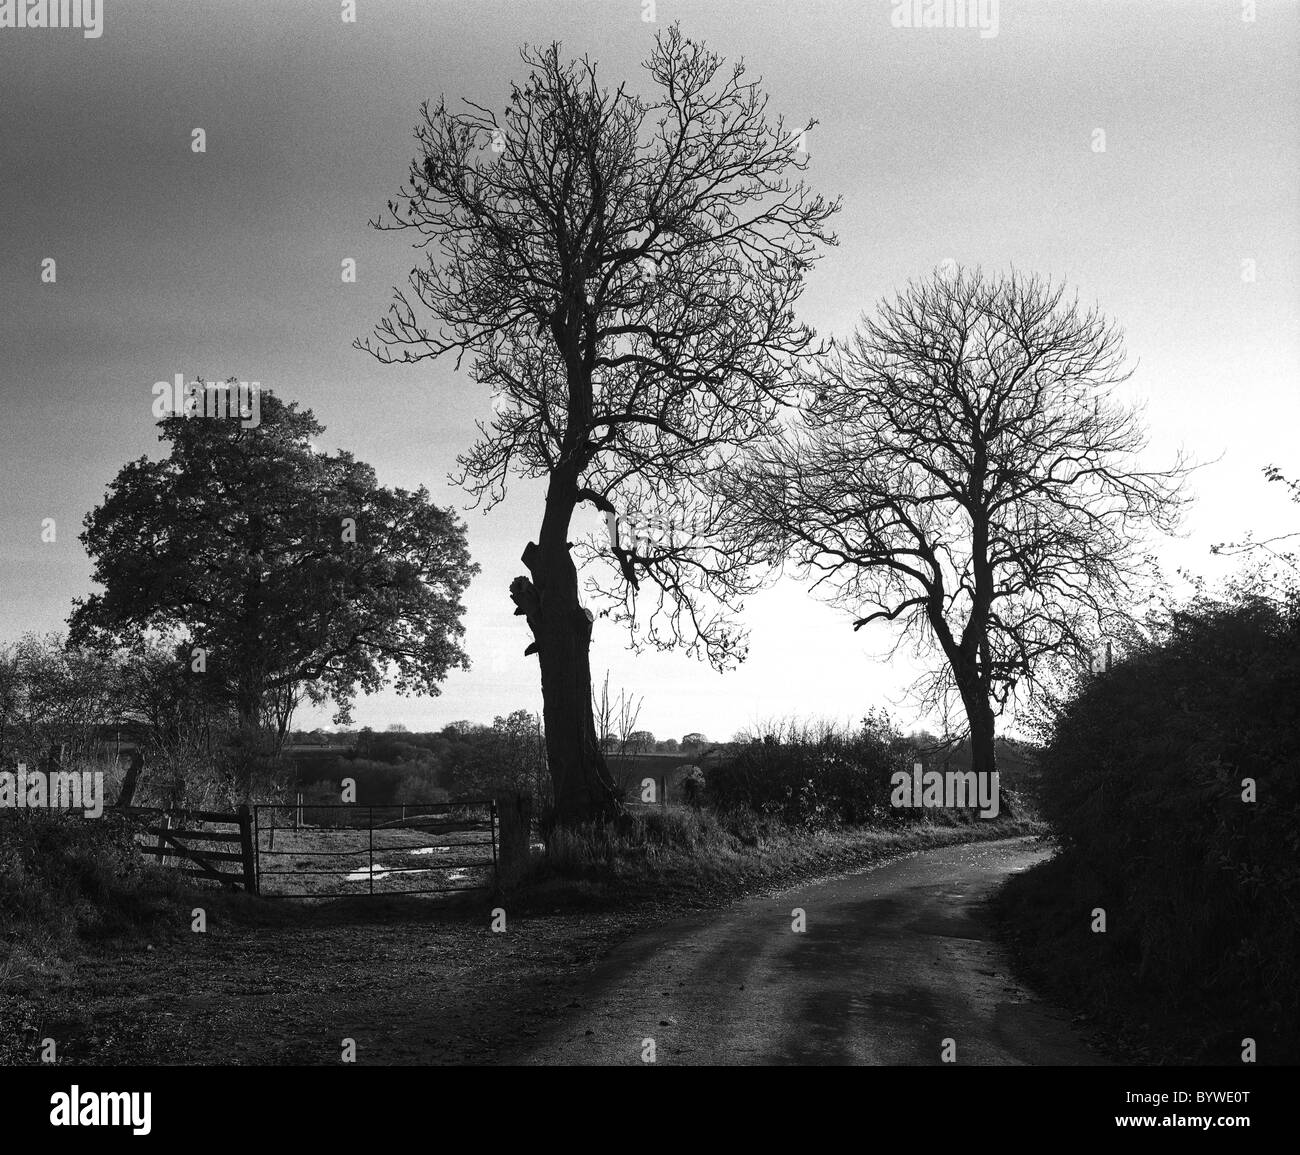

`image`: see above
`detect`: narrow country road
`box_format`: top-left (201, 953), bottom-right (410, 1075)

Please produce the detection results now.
top-left (518, 836), bottom-right (1106, 1065)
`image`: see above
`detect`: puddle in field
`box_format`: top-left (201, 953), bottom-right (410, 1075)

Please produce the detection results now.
top-left (344, 862), bottom-right (436, 881)
top-left (344, 863), bottom-right (476, 882)
top-left (345, 863), bottom-right (400, 881)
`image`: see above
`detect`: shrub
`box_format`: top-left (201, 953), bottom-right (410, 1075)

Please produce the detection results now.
top-left (0, 809), bottom-right (159, 951)
top-left (705, 713), bottom-right (917, 827)
top-left (1037, 588), bottom-right (1300, 1052)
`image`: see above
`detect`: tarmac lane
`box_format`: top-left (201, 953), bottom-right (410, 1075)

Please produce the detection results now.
top-left (517, 836), bottom-right (1106, 1066)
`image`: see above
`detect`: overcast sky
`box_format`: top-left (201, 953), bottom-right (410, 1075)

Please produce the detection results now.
top-left (1, 0), bottom-right (1296, 741)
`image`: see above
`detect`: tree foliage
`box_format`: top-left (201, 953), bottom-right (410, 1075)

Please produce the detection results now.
top-left (68, 389), bottom-right (477, 737)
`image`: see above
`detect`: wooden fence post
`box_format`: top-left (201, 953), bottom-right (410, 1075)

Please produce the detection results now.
top-left (156, 812), bottom-right (171, 866)
top-left (116, 751), bottom-right (144, 808)
top-left (237, 804), bottom-right (257, 894)
top-left (495, 791), bottom-right (532, 889)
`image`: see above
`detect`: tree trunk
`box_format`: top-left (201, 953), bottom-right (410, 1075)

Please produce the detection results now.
top-left (958, 678), bottom-right (1012, 817)
top-left (233, 691), bottom-right (262, 804)
top-left (510, 483), bottom-right (623, 827)
top-left (966, 694), bottom-right (997, 777)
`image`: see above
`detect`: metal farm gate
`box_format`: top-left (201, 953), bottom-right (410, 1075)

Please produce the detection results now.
top-left (251, 800), bottom-right (498, 898)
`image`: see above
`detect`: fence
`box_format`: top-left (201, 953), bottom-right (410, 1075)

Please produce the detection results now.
top-left (114, 805), bottom-right (256, 891)
top-left (252, 800), bottom-right (499, 898)
top-left (109, 793), bottom-right (534, 898)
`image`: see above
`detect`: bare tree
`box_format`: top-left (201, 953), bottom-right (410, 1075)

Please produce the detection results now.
top-left (594, 670), bottom-right (644, 756)
top-left (1212, 465), bottom-right (1300, 588)
top-left (722, 267), bottom-right (1192, 777)
top-left (358, 25), bottom-right (839, 823)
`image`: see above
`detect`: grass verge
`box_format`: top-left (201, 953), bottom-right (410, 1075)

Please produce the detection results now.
top-left (508, 796), bottom-right (1045, 916)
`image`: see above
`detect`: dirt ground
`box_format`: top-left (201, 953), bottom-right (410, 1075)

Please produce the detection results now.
top-left (2, 898), bottom-right (662, 1066)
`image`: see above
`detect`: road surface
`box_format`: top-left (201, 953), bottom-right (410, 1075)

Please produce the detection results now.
top-left (518, 836), bottom-right (1105, 1065)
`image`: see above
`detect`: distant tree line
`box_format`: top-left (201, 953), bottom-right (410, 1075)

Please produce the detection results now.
top-left (287, 712), bottom-right (549, 810)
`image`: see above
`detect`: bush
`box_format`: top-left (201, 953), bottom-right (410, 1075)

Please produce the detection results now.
top-left (535, 805), bottom-right (739, 878)
top-left (0, 809), bottom-right (157, 951)
top-left (1037, 588), bottom-right (1300, 1054)
top-left (705, 713), bottom-right (918, 827)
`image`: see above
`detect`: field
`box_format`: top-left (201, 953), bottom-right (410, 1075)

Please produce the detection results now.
top-left (252, 812), bottom-right (498, 899)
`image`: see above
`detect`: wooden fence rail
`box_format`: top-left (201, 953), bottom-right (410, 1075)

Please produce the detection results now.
top-left (113, 804), bottom-right (257, 892)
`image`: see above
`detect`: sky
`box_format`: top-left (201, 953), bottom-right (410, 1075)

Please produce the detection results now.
top-left (1, 0), bottom-right (1297, 742)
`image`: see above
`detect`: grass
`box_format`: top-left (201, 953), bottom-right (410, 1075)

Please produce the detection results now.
top-left (254, 823), bottom-right (495, 898)
top-left (511, 793), bottom-right (1045, 914)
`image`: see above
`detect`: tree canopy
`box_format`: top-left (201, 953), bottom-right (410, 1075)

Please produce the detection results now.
top-left (69, 389), bottom-right (477, 749)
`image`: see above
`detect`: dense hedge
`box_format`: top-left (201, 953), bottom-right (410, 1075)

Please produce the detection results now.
top-left (1038, 590), bottom-right (1300, 1051)
top-left (705, 713), bottom-right (922, 827)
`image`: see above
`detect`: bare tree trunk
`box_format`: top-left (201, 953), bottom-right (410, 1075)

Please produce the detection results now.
top-left (510, 483), bottom-right (623, 827)
top-left (958, 679), bottom-right (1012, 816)
top-left (966, 693), bottom-right (997, 777)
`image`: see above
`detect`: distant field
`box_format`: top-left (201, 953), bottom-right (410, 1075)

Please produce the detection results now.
top-left (254, 820), bottom-right (495, 899)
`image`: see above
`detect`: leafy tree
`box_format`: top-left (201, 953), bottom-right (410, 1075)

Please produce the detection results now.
top-left (0, 633), bottom-right (119, 771)
top-left (723, 268), bottom-right (1191, 778)
top-left (626, 729), bottom-right (655, 755)
top-left (358, 26), bottom-right (838, 823)
top-left (111, 637), bottom-right (246, 808)
top-left (68, 389), bottom-right (477, 795)
top-left (438, 709), bottom-right (548, 804)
